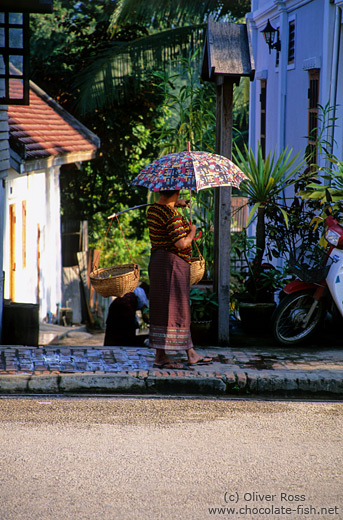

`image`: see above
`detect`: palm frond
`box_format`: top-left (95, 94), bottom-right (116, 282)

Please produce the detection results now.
top-left (74, 25), bottom-right (205, 114)
top-left (111, 0), bottom-right (249, 28)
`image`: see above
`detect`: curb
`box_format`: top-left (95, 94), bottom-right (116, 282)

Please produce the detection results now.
top-left (1, 369), bottom-right (343, 398)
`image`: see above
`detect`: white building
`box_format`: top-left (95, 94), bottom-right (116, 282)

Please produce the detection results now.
top-left (247, 0), bottom-right (343, 163)
top-left (3, 81), bottom-right (99, 322)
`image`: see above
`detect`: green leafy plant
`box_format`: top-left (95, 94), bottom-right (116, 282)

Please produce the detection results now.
top-left (264, 194), bottom-right (321, 262)
top-left (190, 287), bottom-right (218, 322)
top-left (230, 231), bottom-right (288, 304)
top-left (297, 158), bottom-right (343, 221)
top-left (296, 103), bottom-right (343, 227)
top-left (231, 143), bottom-right (303, 304)
top-left (234, 143), bottom-right (303, 266)
top-left (151, 51), bottom-right (217, 154)
top-left (89, 210), bottom-right (151, 281)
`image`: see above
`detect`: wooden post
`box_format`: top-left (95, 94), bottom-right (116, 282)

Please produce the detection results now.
top-left (214, 77), bottom-right (234, 345)
top-left (201, 18), bottom-right (255, 345)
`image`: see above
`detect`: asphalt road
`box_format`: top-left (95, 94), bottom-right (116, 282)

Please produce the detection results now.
top-left (0, 397), bottom-right (342, 520)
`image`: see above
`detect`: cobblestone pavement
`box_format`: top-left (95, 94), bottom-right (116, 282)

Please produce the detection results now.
top-left (0, 322), bottom-right (342, 397)
top-left (1, 339), bottom-right (343, 397)
top-left (1, 343), bottom-right (343, 374)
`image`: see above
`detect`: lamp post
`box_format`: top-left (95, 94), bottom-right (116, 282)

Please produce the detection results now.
top-left (261, 19), bottom-right (281, 54)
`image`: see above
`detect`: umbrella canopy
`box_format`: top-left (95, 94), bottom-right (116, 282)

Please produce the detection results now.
top-left (131, 150), bottom-right (246, 192)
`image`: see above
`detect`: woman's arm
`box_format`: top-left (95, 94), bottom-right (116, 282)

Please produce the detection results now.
top-left (174, 224), bottom-right (196, 249)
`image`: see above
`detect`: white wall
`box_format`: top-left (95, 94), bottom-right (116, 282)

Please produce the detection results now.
top-left (3, 166), bottom-right (62, 320)
top-left (248, 0), bottom-right (343, 163)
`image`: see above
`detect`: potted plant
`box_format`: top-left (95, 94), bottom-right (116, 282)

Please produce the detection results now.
top-left (231, 231), bottom-right (286, 331)
top-left (189, 287), bottom-right (218, 345)
top-left (232, 143), bottom-right (303, 330)
top-left (234, 143), bottom-right (302, 267)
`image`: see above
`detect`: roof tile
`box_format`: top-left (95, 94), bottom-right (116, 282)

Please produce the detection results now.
top-left (8, 82), bottom-right (99, 160)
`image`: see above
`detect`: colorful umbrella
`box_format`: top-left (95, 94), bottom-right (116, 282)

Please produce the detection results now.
top-left (131, 150), bottom-right (246, 192)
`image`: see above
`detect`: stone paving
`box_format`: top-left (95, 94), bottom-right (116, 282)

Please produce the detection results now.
top-left (1, 340), bottom-right (343, 397)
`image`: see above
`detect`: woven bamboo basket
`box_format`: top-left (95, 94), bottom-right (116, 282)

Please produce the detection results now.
top-left (90, 263), bottom-right (140, 298)
top-left (190, 255), bottom-right (205, 285)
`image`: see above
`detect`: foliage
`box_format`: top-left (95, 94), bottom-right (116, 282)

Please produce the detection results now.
top-left (148, 52), bottom-right (217, 278)
top-left (298, 159), bottom-right (343, 221)
top-left (112, 0), bottom-right (251, 28)
top-left (90, 211), bottom-right (151, 282)
top-left (231, 144), bottom-right (306, 304)
top-left (151, 53), bottom-right (217, 154)
top-left (297, 158), bottom-right (343, 223)
top-left (190, 287), bottom-right (218, 321)
top-left (233, 142), bottom-right (303, 266)
top-left (296, 103), bottom-right (343, 225)
top-left (59, 84), bottom-right (160, 238)
top-left (72, 0), bottom-right (250, 112)
top-left (264, 196), bottom-right (321, 261)
top-left (31, 0), bottom-right (162, 238)
top-left (74, 25), bottom-right (205, 113)
top-left (303, 102), bottom-right (338, 167)
top-left (230, 231), bottom-right (288, 304)
top-left (192, 190), bottom-right (215, 279)
top-left (148, 54), bottom-right (249, 279)
top-left (232, 77), bottom-right (250, 150)
top-left (30, 0), bottom-right (252, 270)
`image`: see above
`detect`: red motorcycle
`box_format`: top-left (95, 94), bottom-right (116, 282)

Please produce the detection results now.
top-left (272, 214), bottom-right (343, 345)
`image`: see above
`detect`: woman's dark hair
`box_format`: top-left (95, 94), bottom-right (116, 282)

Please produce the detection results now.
top-left (160, 189), bottom-right (180, 197)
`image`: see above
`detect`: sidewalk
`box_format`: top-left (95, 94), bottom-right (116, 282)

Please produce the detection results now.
top-left (0, 323), bottom-right (342, 398)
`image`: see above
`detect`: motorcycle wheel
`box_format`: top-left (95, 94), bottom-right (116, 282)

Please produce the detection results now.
top-left (272, 290), bottom-right (325, 346)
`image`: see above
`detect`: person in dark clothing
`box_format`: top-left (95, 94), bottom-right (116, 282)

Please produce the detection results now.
top-left (104, 283), bottom-right (149, 346)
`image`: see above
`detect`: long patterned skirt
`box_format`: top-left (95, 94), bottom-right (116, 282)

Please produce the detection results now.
top-left (148, 249), bottom-right (193, 350)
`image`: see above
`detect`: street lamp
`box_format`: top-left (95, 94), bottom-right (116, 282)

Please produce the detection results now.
top-left (261, 19), bottom-right (281, 54)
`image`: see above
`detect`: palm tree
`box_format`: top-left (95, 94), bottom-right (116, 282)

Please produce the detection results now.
top-left (74, 0), bottom-right (251, 113)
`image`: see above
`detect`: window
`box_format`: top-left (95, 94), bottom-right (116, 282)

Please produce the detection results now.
top-left (260, 80), bottom-right (267, 159)
top-left (288, 20), bottom-right (295, 65)
top-left (307, 69), bottom-right (320, 165)
top-left (275, 28), bottom-right (280, 68)
top-left (231, 196), bottom-right (248, 232)
top-left (0, 11), bottom-right (29, 104)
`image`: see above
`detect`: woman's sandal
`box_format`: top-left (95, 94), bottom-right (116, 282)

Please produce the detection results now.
top-left (187, 357), bottom-right (213, 366)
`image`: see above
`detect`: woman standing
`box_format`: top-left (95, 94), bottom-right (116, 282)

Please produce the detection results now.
top-left (147, 189), bottom-right (212, 368)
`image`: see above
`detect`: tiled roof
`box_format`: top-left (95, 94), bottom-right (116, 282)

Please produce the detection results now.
top-left (8, 81), bottom-right (100, 161)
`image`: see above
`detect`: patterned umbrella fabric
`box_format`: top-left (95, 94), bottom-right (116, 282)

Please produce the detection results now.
top-left (131, 150), bottom-right (246, 192)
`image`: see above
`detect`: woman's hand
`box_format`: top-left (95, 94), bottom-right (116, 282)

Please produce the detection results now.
top-left (175, 199), bottom-right (190, 208)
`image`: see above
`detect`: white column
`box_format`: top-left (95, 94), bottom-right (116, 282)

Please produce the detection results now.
top-left (44, 165), bottom-right (62, 319)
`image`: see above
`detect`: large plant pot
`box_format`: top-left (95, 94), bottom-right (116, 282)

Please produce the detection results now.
top-left (190, 320), bottom-right (216, 346)
top-left (238, 302), bottom-right (276, 333)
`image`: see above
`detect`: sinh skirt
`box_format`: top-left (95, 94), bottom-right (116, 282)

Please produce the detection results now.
top-left (148, 249), bottom-right (193, 350)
